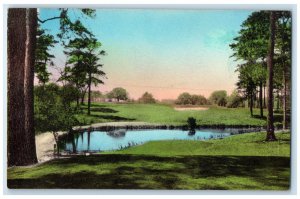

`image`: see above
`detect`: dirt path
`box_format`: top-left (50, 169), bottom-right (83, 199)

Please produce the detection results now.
top-left (35, 131), bottom-right (66, 163)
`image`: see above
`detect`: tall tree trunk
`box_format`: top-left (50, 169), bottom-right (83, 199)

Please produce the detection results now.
top-left (87, 73), bottom-right (92, 115)
top-left (8, 8), bottom-right (38, 166)
top-left (8, 9), bottom-right (27, 167)
top-left (24, 8), bottom-right (38, 165)
top-left (249, 91), bottom-right (253, 117)
top-left (283, 64), bottom-right (287, 129)
top-left (81, 87), bottom-right (88, 105)
top-left (263, 85), bottom-right (266, 108)
top-left (266, 11), bottom-right (277, 141)
top-left (276, 90), bottom-right (280, 111)
top-left (259, 81), bottom-right (263, 118)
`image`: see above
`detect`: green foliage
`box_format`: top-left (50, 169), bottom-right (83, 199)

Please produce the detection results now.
top-left (226, 90), bottom-right (242, 108)
top-left (35, 27), bottom-right (57, 84)
top-left (176, 93), bottom-right (207, 105)
top-left (187, 117), bottom-right (196, 131)
top-left (60, 84), bottom-right (80, 106)
top-left (34, 83), bottom-right (78, 133)
top-left (176, 92), bottom-right (192, 105)
top-left (107, 87), bottom-right (129, 101)
top-left (138, 92), bottom-right (156, 104)
top-left (209, 90), bottom-right (227, 106)
top-left (191, 94), bottom-right (207, 105)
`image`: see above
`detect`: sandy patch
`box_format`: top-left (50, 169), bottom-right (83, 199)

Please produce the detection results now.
top-left (174, 107), bottom-right (209, 111)
top-left (35, 131), bottom-right (66, 163)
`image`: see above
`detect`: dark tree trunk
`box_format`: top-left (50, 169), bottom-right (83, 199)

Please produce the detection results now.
top-left (87, 73), bottom-right (92, 115)
top-left (249, 91), bottom-right (253, 117)
top-left (266, 11), bottom-right (277, 141)
top-left (259, 81), bottom-right (263, 118)
top-left (8, 9), bottom-right (27, 167)
top-left (24, 8), bottom-right (38, 165)
top-left (8, 8), bottom-right (38, 166)
top-left (76, 96), bottom-right (80, 108)
top-left (80, 88), bottom-right (87, 105)
top-left (283, 65), bottom-right (287, 129)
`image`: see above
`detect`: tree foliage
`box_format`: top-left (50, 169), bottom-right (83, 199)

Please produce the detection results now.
top-left (35, 27), bottom-right (57, 84)
top-left (138, 92), bottom-right (156, 104)
top-left (107, 87), bottom-right (129, 102)
top-left (34, 83), bottom-right (78, 133)
top-left (226, 90), bottom-right (242, 108)
top-left (209, 90), bottom-right (227, 106)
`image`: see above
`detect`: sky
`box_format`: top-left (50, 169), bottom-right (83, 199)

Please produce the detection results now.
top-left (39, 9), bottom-right (253, 100)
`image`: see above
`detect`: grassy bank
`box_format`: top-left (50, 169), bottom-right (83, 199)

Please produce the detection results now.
top-left (8, 132), bottom-right (290, 189)
top-left (106, 131), bottom-right (290, 157)
top-left (75, 102), bottom-right (282, 126)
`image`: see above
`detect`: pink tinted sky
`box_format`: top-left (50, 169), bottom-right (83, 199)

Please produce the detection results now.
top-left (39, 9), bottom-right (251, 100)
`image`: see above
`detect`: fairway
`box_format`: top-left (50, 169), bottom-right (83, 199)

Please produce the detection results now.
top-left (7, 132), bottom-right (290, 189)
top-left (76, 103), bottom-right (277, 126)
top-left (6, 8), bottom-right (292, 192)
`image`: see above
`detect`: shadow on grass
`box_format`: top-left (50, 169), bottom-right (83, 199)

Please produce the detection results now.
top-left (8, 154), bottom-right (290, 189)
top-left (89, 114), bottom-right (135, 122)
top-left (81, 107), bottom-right (119, 113)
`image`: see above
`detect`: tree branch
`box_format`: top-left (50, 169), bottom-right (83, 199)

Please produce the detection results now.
top-left (38, 16), bottom-right (62, 23)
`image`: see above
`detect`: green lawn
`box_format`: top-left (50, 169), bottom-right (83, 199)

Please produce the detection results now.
top-left (75, 102), bottom-right (282, 126)
top-left (7, 132), bottom-right (290, 189)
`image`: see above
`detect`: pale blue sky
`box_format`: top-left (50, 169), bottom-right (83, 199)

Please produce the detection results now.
top-left (39, 9), bottom-right (253, 99)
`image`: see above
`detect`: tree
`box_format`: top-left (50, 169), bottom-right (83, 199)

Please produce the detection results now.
top-left (276, 11), bottom-right (291, 129)
top-left (209, 90), bottom-right (227, 106)
top-left (108, 87), bottom-right (129, 102)
top-left (138, 92), bottom-right (156, 103)
top-left (8, 8), bottom-right (38, 166)
top-left (226, 90), bottom-right (242, 108)
top-left (176, 92), bottom-right (192, 105)
top-left (83, 37), bottom-right (106, 115)
top-left (7, 8), bottom-right (96, 166)
top-left (230, 11), bottom-right (269, 118)
top-left (265, 12), bottom-right (277, 141)
top-left (34, 84), bottom-right (78, 153)
top-left (35, 27), bottom-right (57, 84)
top-left (191, 94), bottom-right (207, 105)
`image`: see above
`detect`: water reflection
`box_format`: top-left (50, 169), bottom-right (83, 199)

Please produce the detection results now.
top-left (106, 129), bottom-right (126, 137)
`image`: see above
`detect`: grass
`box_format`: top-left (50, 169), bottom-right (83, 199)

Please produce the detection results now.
top-left (7, 132), bottom-right (290, 189)
top-left (75, 102), bottom-right (283, 126)
top-left (106, 131), bottom-right (290, 157)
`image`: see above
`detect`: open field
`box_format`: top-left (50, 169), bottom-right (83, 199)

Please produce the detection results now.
top-left (75, 102), bottom-right (284, 126)
top-left (7, 132), bottom-right (290, 189)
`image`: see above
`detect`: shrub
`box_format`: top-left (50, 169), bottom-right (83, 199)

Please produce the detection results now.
top-left (209, 90), bottom-right (227, 106)
top-left (176, 92), bottom-right (192, 105)
top-left (191, 94), bottom-right (207, 105)
top-left (138, 92), bottom-right (156, 103)
top-left (107, 87), bottom-right (129, 102)
top-left (34, 83), bottom-right (79, 134)
top-left (226, 90), bottom-right (242, 108)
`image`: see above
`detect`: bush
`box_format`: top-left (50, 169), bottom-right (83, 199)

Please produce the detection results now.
top-left (209, 90), bottom-right (227, 106)
top-left (176, 92), bottom-right (192, 105)
top-left (34, 83), bottom-right (79, 134)
top-left (107, 87), bottom-right (129, 102)
top-left (138, 92), bottom-right (156, 103)
top-left (191, 94), bottom-right (207, 105)
top-left (226, 90), bottom-right (242, 108)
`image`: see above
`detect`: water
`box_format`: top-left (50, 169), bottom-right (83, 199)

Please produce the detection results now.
top-left (58, 128), bottom-right (259, 153)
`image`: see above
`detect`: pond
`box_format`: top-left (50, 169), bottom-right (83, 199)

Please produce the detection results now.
top-left (58, 128), bottom-right (261, 153)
